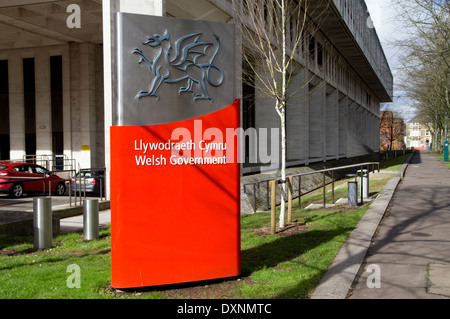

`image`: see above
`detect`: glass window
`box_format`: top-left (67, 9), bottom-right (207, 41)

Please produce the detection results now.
top-left (33, 166), bottom-right (47, 174)
top-left (14, 165), bottom-right (33, 174)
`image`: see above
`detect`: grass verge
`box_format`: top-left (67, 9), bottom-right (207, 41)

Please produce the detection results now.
top-left (380, 152), bottom-right (412, 171)
top-left (431, 152), bottom-right (450, 169)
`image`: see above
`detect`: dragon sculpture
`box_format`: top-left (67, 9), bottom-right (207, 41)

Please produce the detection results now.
top-left (133, 30), bottom-right (225, 102)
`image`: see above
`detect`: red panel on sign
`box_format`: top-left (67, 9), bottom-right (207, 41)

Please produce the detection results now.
top-left (110, 100), bottom-right (241, 288)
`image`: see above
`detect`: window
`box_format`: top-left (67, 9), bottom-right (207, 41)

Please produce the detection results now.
top-left (14, 165), bottom-right (34, 174)
top-left (50, 55), bottom-right (64, 167)
top-left (23, 58), bottom-right (36, 156)
top-left (0, 60), bottom-right (9, 160)
top-left (317, 41), bottom-right (323, 67)
top-left (33, 166), bottom-right (47, 175)
top-left (308, 35), bottom-right (315, 62)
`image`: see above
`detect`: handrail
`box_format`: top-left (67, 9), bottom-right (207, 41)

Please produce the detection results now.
top-left (242, 162), bottom-right (380, 187)
top-left (242, 161), bottom-right (380, 235)
top-left (243, 161), bottom-right (380, 213)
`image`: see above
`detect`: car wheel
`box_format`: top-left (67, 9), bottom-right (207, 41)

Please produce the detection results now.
top-left (11, 183), bottom-right (24, 199)
top-left (54, 183), bottom-right (66, 196)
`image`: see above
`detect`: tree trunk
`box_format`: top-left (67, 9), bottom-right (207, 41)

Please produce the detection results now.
top-left (277, 102), bottom-right (287, 228)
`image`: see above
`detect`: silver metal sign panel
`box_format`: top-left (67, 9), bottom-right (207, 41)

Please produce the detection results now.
top-left (114, 13), bottom-right (236, 126)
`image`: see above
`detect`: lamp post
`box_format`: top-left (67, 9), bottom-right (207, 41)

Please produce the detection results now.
top-left (445, 112), bottom-right (449, 162)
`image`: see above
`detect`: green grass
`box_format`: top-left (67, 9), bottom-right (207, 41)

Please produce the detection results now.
top-left (432, 152), bottom-right (450, 169)
top-left (380, 152), bottom-right (412, 171)
top-left (0, 230), bottom-right (112, 299)
top-left (237, 206), bottom-right (368, 298)
top-left (0, 179), bottom-right (389, 299)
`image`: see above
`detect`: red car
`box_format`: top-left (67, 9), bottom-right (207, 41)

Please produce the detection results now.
top-left (0, 162), bottom-right (66, 198)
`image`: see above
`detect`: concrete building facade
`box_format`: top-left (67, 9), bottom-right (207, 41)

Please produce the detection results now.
top-left (0, 0), bottom-right (393, 196)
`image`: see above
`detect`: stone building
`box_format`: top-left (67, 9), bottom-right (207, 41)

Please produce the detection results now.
top-left (405, 116), bottom-right (433, 150)
top-left (0, 0), bottom-right (393, 197)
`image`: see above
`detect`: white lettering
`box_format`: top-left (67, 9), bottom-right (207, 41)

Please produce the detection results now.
top-left (169, 155), bottom-right (226, 166)
top-left (135, 155), bottom-right (166, 166)
top-left (177, 303), bottom-right (211, 316)
top-left (221, 303), bottom-right (271, 314)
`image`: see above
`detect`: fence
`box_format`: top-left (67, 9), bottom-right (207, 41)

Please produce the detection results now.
top-left (243, 162), bottom-right (380, 235)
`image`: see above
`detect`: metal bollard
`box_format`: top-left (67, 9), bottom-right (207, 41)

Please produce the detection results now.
top-left (33, 197), bottom-right (52, 249)
top-left (347, 181), bottom-right (358, 207)
top-left (357, 169), bottom-right (369, 198)
top-left (83, 198), bottom-right (99, 240)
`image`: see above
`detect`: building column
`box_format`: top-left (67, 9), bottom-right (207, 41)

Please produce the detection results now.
top-left (69, 42), bottom-right (103, 170)
top-left (35, 50), bottom-right (52, 158)
top-left (287, 67), bottom-right (308, 164)
top-left (326, 85), bottom-right (338, 159)
top-left (8, 55), bottom-right (25, 160)
top-left (308, 80), bottom-right (325, 160)
top-left (103, 0), bottom-right (165, 199)
top-left (338, 94), bottom-right (348, 158)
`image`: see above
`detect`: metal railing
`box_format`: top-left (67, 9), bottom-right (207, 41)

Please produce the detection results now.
top-left (1, 166), bottom-right (106, 207)
top-left (243, 161), bottom-right (380, 235)
top-left (243, 162), bottom-right (380, 213)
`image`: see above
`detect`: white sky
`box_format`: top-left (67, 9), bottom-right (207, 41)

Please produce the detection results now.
top-left (365, 0), bottom-right (417, 120)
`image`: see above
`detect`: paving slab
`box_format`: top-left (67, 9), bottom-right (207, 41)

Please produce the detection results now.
top-left (427, 263), bottom-right (450, 298)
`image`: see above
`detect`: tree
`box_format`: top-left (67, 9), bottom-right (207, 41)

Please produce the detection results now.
top-left (234, 0), bottom-right (327, 229)
top-left (394, 0), bottom-right (450, 147)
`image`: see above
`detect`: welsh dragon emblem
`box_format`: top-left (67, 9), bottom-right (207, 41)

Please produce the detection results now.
top-left (133, 30), bottom-right (225, 102)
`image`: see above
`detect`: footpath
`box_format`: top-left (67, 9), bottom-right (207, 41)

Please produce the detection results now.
top-left (312, 150), bottom-right (450, 299)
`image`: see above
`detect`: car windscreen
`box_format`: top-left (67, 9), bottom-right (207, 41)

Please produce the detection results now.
top-left (0, 165), bottom-right (7, 171)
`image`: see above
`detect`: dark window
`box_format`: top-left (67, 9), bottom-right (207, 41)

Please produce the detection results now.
top-left (0, 60), bottom-right (10, 160)
top-left (23, 58), bottom-right (36, 156)
top-left (317, 42), bottom-right (323, 67)
top-left (309, 35), bottom-right (316, 62)
top-left (13, 165), bottom-right (33, 174)
top-left (50, 55), bottom-right (64, 169)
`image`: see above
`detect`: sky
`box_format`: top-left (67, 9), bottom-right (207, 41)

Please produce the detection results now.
top-left (365, 0), bottom-right (417, 121)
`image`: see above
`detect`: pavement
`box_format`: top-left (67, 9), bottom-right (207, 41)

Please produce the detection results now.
top-left (59, 209), bottom-right (111, 234)
top-left (311, 150), bottom-right (450, 299)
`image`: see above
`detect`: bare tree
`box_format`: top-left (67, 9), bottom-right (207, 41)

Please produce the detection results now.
top-left (394, 0), bottom-right (450, 146)
top-left (234, 0), bottom-right (327, 229)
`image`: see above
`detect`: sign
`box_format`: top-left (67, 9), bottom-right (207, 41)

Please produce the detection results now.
top-left (110, 13), bottom-right (240, 289)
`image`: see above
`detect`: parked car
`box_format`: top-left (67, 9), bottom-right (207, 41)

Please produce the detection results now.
top-left (0, 162), bottom-right (66, 198)
top-left (70, 169), bottom-right (105, 196)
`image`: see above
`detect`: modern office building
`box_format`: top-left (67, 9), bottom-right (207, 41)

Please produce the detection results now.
top-left (0, 0), bottom-right (393, 198)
